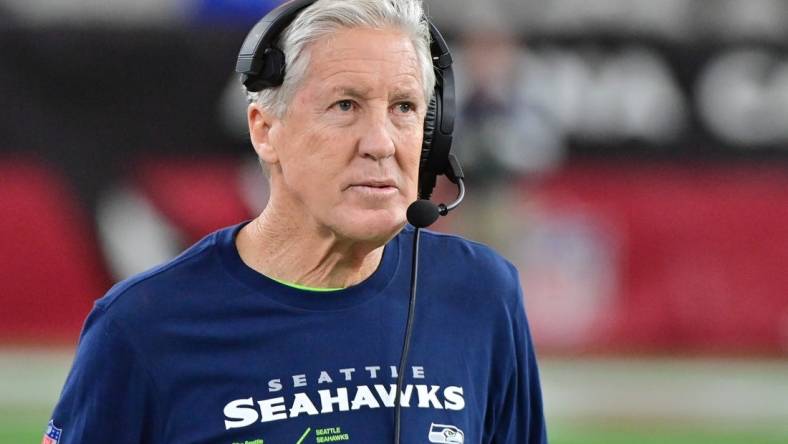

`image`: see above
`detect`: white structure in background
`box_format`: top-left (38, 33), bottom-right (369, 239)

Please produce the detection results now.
top-left (698, 49), bottom-right (788, 146)
top-left (697, 0), bottom-right (788, 41)
top-left (523, 46), bottom-right (688, 145)
top-left (95, 158), bottom-right (268, 280)
top-left (427, 0), bottom-right (788, 42)
top-left (96, 186), bottom-right (184, 280)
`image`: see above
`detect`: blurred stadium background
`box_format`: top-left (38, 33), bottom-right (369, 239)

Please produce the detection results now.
top-left (2, 0), bottom-right (788, 442)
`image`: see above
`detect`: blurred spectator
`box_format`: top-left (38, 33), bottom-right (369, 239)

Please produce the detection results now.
top-left (453, 27), bottom-right (565, 188)
top-left (449, 13), bottom-right (564, 253)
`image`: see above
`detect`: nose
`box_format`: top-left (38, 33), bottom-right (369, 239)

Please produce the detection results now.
top-left (358, 112), bottom-right (396, 161)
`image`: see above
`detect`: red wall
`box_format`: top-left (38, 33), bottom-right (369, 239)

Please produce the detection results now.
top-left (520, 163), bottom-right (788, 355)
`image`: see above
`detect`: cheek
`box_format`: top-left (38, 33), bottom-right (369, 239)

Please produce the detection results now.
top-left (281, 121), bottom-right (336, 167)
top-left (292, 128), bottom-right (352, 191)
top-left (399, 126), bottom-right (424, 172)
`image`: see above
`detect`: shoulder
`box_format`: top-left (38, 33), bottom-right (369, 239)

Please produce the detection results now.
top-left (93, 226), bottom-right (228, 323)
top-left (422, 228), bottom-right (515, 267)
top-left (403, 226), bottom-right (522, 310)
top-left (417, 226), bottom-right (518, 281)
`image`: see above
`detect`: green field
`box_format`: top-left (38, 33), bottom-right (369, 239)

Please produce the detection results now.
top-left (549, 420), bottom-right (788, 444)
top-left (1, 407), bottom-right (52, 443)
top-left (8, 410), bottom-right (787, 444)
top-left (5, 350), bottom-right (787, 443)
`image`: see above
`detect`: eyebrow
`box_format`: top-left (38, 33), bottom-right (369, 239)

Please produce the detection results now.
top-left (389, 88), bottom-right (420, 103)
top-left (329, 86), bottom-right (421, 103)
top-left (331, 86), bottom-right (373, 100)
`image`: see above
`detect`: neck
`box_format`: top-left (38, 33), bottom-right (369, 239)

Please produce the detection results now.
top-left (236, 205), bottom-right (387, 289)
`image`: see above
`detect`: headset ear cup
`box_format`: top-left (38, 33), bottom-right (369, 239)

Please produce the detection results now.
top-left (243, 47), bottom-right (286, 92)
top-left (419, 96), bottom-right (438, 199)
top-left (422, 96), bottom-right (438, 168)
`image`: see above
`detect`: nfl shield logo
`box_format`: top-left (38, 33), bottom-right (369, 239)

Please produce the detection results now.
top-left (41, 420), bottom-right (62, 444)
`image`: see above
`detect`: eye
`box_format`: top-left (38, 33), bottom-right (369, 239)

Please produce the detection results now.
top-left (334, 100), bottom-right (354, 112)
top-left (395, 102), bottom-right (416, 114)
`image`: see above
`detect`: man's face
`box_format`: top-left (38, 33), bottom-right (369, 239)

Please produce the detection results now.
top-left (253, 26), bottom-right (426, 243)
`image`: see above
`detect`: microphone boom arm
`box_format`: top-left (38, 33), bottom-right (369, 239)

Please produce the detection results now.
top-left (438, 177), bottom-right (465, 216)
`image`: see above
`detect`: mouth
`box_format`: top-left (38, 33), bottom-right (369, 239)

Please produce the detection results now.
top-left (347, 178), bottom-right (397, 189)
top-left (346, 180), bottom-right (399, 197)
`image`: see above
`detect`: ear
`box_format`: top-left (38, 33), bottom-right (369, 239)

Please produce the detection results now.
top-left (247, 102), bottom-right (280, 165)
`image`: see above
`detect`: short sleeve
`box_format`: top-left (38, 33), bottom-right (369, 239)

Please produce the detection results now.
top-left (46, 305), bottom-right (160, 444)
top-left (491, 265), bottom-right (548, 444)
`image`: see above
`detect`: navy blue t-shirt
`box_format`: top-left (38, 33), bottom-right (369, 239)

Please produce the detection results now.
top-left (48, 223), bottom-right (547, 444)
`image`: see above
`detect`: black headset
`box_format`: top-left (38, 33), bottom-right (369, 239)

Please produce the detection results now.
top-left (235, 0), bottom-right (458, 201)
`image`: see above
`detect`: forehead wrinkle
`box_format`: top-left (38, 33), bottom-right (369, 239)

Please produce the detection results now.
top-left (316, 28), bottom-right (419, 60)
top-left (317, 70), bottom-right (423, 98)
top-left (315, 59), bottom-right (420, 82)
top-left (311, 48), bottom-right (421, 82)
top-left (301, 28), bottom-right (425, 102)
top-left (311, 32), bottom-right (419, 65)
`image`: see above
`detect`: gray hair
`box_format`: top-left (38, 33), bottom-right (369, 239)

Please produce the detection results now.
top-left (245, 0), bottom-right (436, 117)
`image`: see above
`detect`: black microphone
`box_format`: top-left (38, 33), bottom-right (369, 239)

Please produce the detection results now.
top-left (405, 177), bottom-right (465, 228)
top-left (406, 200), bottom-right (440, 228)
top-left (406, 154), bottom-right (466, 228)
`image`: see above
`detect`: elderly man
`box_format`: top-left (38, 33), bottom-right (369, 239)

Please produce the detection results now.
top-left (45, 1), bottom-right (546, 443)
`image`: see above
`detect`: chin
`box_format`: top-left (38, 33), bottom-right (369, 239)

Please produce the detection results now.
top-left (332, 208), bottom-right (406, 244)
